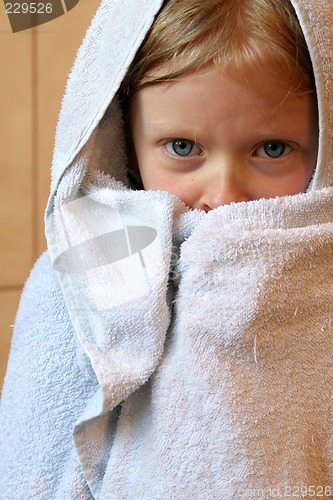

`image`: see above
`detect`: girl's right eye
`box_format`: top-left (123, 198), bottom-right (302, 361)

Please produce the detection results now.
top-left (165, 139), bottom-right (202, 157)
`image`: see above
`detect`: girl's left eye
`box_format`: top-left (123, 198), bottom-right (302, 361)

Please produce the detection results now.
top-left (165, 139), bottom-right (202, 157)
top-left (255, 141), bottom-right (292, 159)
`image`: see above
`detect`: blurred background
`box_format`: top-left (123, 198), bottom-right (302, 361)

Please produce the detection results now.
top-left (0, 0), bottom-right (101, 388)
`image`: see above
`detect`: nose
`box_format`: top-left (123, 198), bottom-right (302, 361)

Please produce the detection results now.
top-left (198, 160), bottom-right (251, 212)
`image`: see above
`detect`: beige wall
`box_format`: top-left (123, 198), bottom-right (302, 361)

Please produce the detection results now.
top-left (0, 0), bottom-right (101, 388)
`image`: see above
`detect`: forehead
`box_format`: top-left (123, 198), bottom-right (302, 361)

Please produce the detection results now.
top-left (131, 63), bottom-right (316, 141)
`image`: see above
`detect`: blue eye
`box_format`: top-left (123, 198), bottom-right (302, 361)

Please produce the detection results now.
top-left (256, 141), bottom-right (291, 159)
top-left (165, 140), bottom-right (201, 157)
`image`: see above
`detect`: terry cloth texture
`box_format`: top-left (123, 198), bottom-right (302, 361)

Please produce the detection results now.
top-left (0, 0), bottom-right (333, 498)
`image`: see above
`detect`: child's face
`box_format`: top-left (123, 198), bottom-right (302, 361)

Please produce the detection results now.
top-left (130, 64), bottom-right (318, 211)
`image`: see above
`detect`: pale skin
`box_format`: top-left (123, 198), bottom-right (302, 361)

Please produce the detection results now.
top-left (130, 63), bottom-right (318, 212)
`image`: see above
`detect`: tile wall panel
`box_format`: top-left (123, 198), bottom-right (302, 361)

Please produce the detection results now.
top-left (1, 0), bottom-right (101, 387)
top-left (0, 5), bottom-right (33, 390)
top-left (0, 12), bottom-right (33, 286)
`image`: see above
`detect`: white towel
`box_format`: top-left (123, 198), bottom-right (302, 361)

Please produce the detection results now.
top-left (1, 0), bottom-right (333, 498)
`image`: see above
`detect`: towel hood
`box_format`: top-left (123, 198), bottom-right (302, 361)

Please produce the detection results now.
top-left (47, 0), bottom-right (333, 220)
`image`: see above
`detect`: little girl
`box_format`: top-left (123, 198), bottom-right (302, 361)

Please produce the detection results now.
top-left (122, 0), bottom-right (318, 206)
top-left (1, 0), bottom-right (332, 498)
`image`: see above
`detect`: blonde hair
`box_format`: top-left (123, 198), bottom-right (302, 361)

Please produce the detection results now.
top-left (120, 0), bottom-right (315, 100)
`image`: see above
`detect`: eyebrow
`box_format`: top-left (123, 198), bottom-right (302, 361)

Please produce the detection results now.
top-left (145, 121), bottom-right (199, 138)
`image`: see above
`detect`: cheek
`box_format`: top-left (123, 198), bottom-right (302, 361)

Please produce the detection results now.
top-left (290, 154), bottom-right (317, 193)
top-left (164, 177), bottom-right (199, 208)
top-left (138, 163), bottom-right (172, 192)
top-left (255, 167), bottom-right (313, 199)
top-left (140, 166), bottom-right (197, 206)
